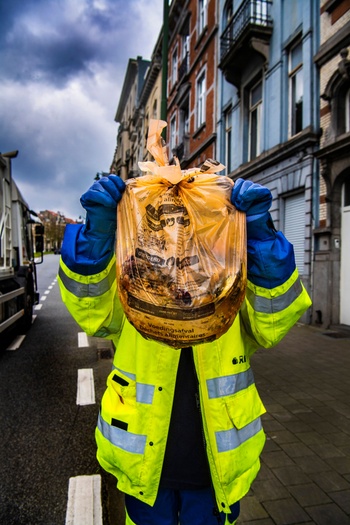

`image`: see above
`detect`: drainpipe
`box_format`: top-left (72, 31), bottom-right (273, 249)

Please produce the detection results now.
top-left (161, 0), bottom-right (169, 141)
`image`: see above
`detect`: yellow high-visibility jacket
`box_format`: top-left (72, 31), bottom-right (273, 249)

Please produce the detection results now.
top-left (59, 228), bottom-right (311, 513)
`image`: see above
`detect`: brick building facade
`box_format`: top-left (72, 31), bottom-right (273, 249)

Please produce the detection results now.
top-left (313, 0), bottom-right (350, 327)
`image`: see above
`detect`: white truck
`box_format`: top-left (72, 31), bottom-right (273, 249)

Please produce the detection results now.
top-left (0, 150), bottom-right (44, 336)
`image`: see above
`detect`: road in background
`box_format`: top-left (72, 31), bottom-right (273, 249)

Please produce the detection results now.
top-left (0, 254), bottom-right (123, 525)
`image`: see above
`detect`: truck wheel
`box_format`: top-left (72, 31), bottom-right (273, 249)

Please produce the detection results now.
top-left (18, 270), bottom-right (34, 333)
top-left (21, 290), bottom-right (34, 332)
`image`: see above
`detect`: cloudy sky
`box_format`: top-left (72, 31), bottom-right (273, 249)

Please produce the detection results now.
top-left (0, 0), bottom-right (164, 220)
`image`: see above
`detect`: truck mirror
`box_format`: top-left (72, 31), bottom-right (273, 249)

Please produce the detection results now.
top-left (34, 224), bottom-right (44, 254)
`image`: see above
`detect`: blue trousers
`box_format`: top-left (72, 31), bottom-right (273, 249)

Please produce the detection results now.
top-left (125, 488), bottom-right (240, 525)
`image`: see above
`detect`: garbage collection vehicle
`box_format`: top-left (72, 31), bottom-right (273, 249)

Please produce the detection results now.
top-left (0, 150), bottom-right (44, 335)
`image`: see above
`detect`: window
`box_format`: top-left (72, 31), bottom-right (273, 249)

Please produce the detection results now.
top-left (289, 40), bottom-right (303, 136)
top-left (180, 102), bottom-right (190, 138)
top-left (152, 99), bottom-right (157, 119)
top-left (224, 107), bottom-right (232, 173)
top-left (171, 48), bottom-right (178, 87)
top-left (344, 178), bottom-right (350, 208)
top-left (224, 0), bottom-right (233, 25)
top-left (182, 34), bottom-right (189, 60)
top-left (170, 114), bottom-right (177, 156)
top-left (198, 0), bottom-right (207, 35)
top-left (196, 70), bottom-right (206, 128)
top-left (283, 193), bottom-right (305, 274)
top-left (249, 80), bottom-right (262, 160)
top-left (252, 0), bottom-right (268, 24)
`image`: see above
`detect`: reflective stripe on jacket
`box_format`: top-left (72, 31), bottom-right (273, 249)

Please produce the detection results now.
top-left (58, 254), bottom-right (311, 511)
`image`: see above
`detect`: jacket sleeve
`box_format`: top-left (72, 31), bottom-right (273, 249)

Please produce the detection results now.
top-left (58, 224), bottom-right (125, 339)
top-left (240, 212), bottom-right (312, 349)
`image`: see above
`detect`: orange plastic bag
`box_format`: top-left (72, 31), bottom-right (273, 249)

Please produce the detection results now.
top-left (116, 120), bottom-right (246, 348)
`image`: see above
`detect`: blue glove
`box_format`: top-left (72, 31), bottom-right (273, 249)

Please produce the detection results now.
top-left (231, 178), bottom-right (272, 219)
top-left (80, 175), bottom-right (125, 237)
top-left (231, 178), bottom-right (275, 241)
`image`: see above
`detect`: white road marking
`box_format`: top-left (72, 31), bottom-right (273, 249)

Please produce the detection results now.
top-left (6, 335), bottom-right (26, 351)
top-left (76, 369), bottom-right (95, 406)
top-left (34, 304), bottom-right (43, 311)
top-left (65, 475), bottom-right (102, 525)
top-left (78, 332), bottom-right (89, 348)
top-left (32, 314), bottom-right (37, 323)
top-left (44, 290), bottom-right (50, 295)
top-left (48, 286), bottom-right (53, 289)
top-left (41, 296), bottom-right (47, 301)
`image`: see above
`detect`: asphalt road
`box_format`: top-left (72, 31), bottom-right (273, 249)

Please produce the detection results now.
top-left (0, 254), bottom-right (122, 525)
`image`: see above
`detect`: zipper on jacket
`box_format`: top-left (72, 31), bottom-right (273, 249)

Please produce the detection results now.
top-left (192, 351), bottom-right (223, 524)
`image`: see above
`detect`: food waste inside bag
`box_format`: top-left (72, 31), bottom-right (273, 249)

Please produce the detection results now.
top-left (116, 119), bottom-right (247, 348)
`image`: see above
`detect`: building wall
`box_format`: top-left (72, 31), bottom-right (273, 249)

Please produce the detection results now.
top-left (313, 0), bottom-right (350, 328)
top-left (111, 57), bottom-right (151, 180)
top-left (167, 0), bottom-right (218, 168)
top-left (216, 0), bottom-right (320, 320)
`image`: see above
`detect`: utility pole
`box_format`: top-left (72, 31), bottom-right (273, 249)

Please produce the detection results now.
top-left (161, 0), bottom-right (169, 141)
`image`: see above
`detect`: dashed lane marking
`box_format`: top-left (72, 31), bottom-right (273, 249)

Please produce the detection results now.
top-left (41, 295), bottom-right (47, 301)
top-left (6, 335), bottom-right (26, 351)
top-left (76, 368), bottom-right (95, 406)
top-left (34, 303), bottom-right (43, 311)
top-left (78, 332), bottom-right (89, 348)
top-left (65, 474), bottom-right (102, 525)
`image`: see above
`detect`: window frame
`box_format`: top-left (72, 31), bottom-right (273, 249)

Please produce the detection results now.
top-left (196, 68), bottom-right (206, 129)
top-left (248, 79), bottom-right (262, 161)
top-left (171, 46), bottom-right (178, 87)
top-left (224, 106), bottom-right (232, 173)
top-left (288, 39), bottom-right (303, 137)
top-left (169, 113), bottom-right (177, 156)
top-left (198, 0), bottom-right (208, 35)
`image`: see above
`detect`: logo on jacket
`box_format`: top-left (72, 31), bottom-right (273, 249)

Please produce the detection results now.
top-left (232, 356), bottom-right (247, 365)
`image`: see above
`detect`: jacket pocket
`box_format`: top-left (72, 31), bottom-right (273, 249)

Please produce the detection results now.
top-left (224, 383), bottom-right (266, 429)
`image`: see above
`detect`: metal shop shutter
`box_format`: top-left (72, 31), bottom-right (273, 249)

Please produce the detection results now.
top-left (283, 193), bottom-right (305, 275)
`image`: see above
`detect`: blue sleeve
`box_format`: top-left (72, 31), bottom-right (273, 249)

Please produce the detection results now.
top-left (246, 212), bottom-right (296, 289)
top-left (61, 224), bottom-right (115, 276)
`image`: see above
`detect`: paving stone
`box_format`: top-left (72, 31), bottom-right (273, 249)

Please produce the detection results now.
top-left (282, 420), bottom-right (313, 433)
top-left (256, 462), bottom-right (275, 480)
top-left (327, 432), bottom-right (350, 447)
top-left (239, 495), bottom-right (269, 521)
top-left (301, 398), bottom-right (327, 409)
top-left (324, 456), bottom-right (350, 475)
top-left (279, 442), bottom-right (315, 458)
top-left (238, 519), bottom-right (275, 525)
top-left (305, 503), bottom-right (350, 525)
top-left (307, 421), bottom-right (340, 434)
top-left (262, 498), bottom-right (310, 525)
top-left (262, 419), bottom-right (287, 432)
top-left (294, 432), bottom-right (328, 446)
top-left (309, 442), bottom-right (345, 459)
top-left (310, 470), bottom-right (350, 492)
top-left (329, 489), bottom-right (350, 514)
top-left (339, 444), bottom-right (350, 456)
top-left (297, 456), bottom-right (331, 474)
top-left (287, 483), bottom-right (331, 506)
top-left (289, 405), bottom-right (313, 416)
top-left (262, 451), bottom-right (295, 469)
top-left (273, 466), bottom-right (311, 486)
top-left (264, 438), bottom-right (282, 452)
top-left (251, 477), bottom-right (290, 502)
top-left (267, 430), bottom-right (299, 444)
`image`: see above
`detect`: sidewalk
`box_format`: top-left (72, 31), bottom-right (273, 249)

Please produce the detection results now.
top-left (239, 323), bottom-right (350, 525)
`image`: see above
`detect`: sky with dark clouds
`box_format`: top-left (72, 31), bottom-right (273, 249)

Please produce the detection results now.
top-left (0, 0), bottom-right (163, 220)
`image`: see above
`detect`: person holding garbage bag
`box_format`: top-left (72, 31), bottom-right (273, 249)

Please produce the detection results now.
top-left (59, 120), bottom-right (311, 525)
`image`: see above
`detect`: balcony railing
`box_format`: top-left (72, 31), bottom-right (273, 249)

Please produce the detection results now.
top-left (220, 0), bottom-right (273, 62)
